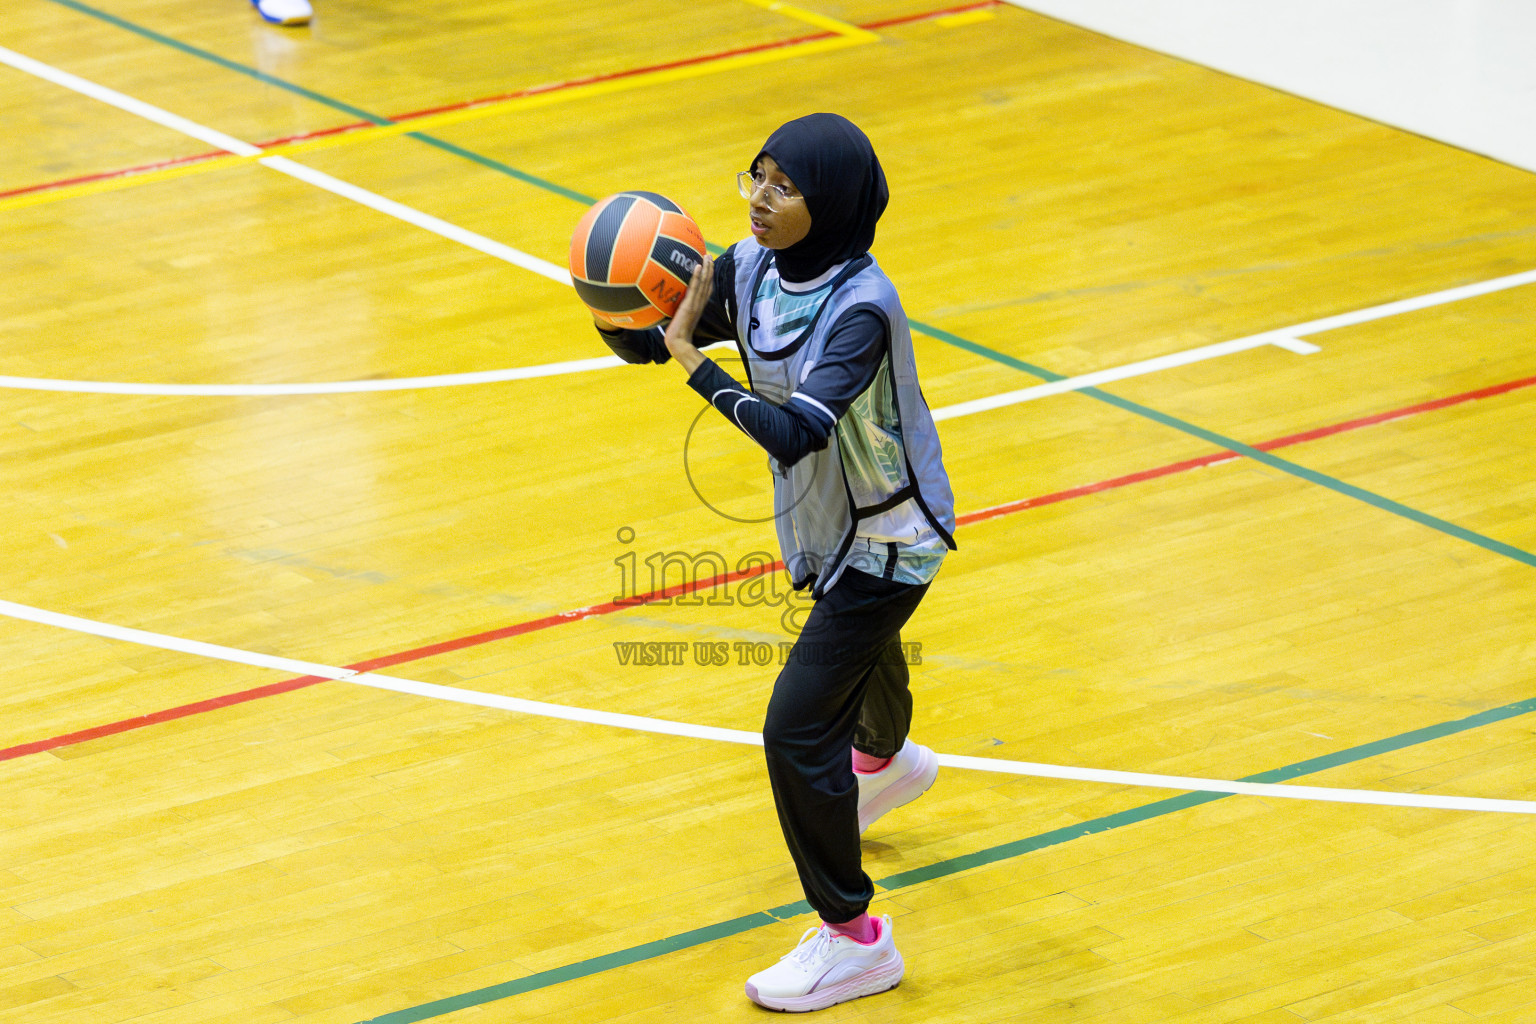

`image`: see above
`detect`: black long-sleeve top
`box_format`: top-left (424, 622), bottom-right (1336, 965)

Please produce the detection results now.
top-left (596, 245), bottom-right (887, 466)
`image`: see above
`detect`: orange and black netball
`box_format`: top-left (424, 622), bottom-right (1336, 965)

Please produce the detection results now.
top-left (569, 191), bottom-right (707, 329)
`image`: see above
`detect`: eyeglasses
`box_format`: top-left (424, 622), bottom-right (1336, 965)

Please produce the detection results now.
top-left (736, 171), bottom-right (802, 210)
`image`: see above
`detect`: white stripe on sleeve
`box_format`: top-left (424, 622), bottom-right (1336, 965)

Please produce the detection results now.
top-left (789, 392), bottom-right (838, 427)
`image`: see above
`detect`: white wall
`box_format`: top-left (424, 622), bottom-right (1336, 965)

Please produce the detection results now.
top-left (1003, 0), bottom-right (1536, 173)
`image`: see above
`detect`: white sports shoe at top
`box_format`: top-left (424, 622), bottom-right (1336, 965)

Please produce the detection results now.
top-left (856, 738), bottom-right (939, 832)
top-left (252, 0), bottom-right (312, 25)
top-left (745, 915), bottom-right (903, 1012)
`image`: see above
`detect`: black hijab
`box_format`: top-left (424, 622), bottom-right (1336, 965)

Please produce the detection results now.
top-left (754, 113), bottom-right (889, 283)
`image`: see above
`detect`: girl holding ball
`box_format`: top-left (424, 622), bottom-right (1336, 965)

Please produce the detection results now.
top-left (596, 112), bottom-right (956, 1013)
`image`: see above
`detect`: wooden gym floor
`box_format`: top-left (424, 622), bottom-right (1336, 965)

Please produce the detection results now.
top-left (1, 1), bottom-right (1534, 1021)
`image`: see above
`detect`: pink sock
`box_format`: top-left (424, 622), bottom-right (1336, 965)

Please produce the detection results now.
top-left (825, 913), bottom-right (879, 944)
top-left (852, 749), bottom-right (891, 774)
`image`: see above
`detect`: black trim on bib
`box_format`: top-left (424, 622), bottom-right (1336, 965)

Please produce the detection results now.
top-left (901, 450), bottom-right (958, 552)
top-left (746, 255), bottom-right (872, 363)
top-left (857, 486), bottom-right (921, 519)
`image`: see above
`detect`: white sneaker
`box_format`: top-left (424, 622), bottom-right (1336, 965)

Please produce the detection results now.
top-left (856, 739), bottom-right (939, 832)
top-left (252, 0), bottom-right (312, 25)
top-left (745, 916), bottom-right (903, 1012)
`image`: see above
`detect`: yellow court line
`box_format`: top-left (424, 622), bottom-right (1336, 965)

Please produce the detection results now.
top-left (267, 33), bottom-right (875, 161)
top-left (0, 154), bottom-right (253, 213)
top-left (736, 0), bottom-right (883, 41)
top-left (2, 3), bottom-right (880, 215)
top-left (935, 9), bottom-right (997, 27)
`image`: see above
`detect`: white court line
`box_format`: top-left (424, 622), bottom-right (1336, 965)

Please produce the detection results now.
top-left (0, 45), bottom-right (571, 286)
top-left (2, 260), bottom-right (1531, 400)
top-left (5, 21), bottom-right (1530, 808)
top-left (2, 596), bottom-right (1533, 816)
top-left (931, 266), bottom-right (1536, 422)
top-left (932, 754), bottom-right (1533, 815)
top-left (0, 45), bottom-right (262, 157)
top-left (260, 155), bottom-right (569, 284)
top-left (0, 357), bottom-right (625, 396)
top-left (932, 333), bottom-right (1316, 422)
top-left (8, 259), bottom-right (1536, 397)
top-left (1286, 266), bottom-right (1536, 334)
top-left (5, 46), bottom-right (1534, 407)
top-left (6, 265), bottom-right (1529, 400)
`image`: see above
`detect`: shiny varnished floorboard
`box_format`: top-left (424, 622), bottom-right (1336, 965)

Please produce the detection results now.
top-left (1, 2), bottom-right (1533, 1022)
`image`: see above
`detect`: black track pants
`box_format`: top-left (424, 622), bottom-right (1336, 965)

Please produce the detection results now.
top-left (762, 568), bottom-right (929, 923)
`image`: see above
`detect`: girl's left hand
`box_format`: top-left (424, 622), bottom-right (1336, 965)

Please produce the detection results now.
top-left (663, 257), bottom-right (714, 373)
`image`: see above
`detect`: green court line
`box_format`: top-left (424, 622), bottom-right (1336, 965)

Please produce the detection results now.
top-left (1089, 388), bottom-right (1536, 567)
top-left (49, 0), bottom-right (381, 119)
top-left (908, 321), bottom-right (1536, 569)
top-left (407, 134), bottom-right (597, 205)
top-left (360, 693), bottom-right (1536, 1023)
top-left (36, 6), bottom-right (1536, 1020)
top-left (45, 0), bottom-right (598, 204)
top-left (910, 317), bottom-right (1064, 379)
top-left (360, 901), bottom-right (812, 1024)
top-left (43, 4), bottom-right (1536, 572)
top-left (881, 694), bottom-right (1536, 890)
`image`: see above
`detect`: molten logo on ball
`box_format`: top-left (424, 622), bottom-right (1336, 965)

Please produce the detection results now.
top-left (569, 191), bottom-right (708, 330)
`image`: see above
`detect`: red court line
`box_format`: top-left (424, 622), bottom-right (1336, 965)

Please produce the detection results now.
top-left (863, 0), bottom-right (1003, 29)
top-left (350, 560), bottom-right (780, 673)
top-left (956, 450), bottom-right (1239, 525)
top-left (0, 151), bottom-right (231, 201)
top-left (0, 564), bottom-right (778, 763)
top-left (5, 369), bottom-right (1530, 764)
top-left (0, 1), bottom-right (1002, 203)
top-left (958, 373), bottom-right (1536, 525)
top-left (0, 675), bottom-right (333, 761)
top-left (246, 31), bottom-right (851, 147)
top-left (1249, 373), bottom-right (1536, 451)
